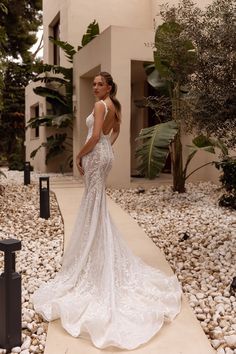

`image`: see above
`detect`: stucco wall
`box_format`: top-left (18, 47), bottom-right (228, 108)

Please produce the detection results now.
top-left (25, 81), bottom-right (72, 173)
top-left (25, 0), bottom-right (223, 186)
top-left (73, 26), bottom-right (156, 187)
top-left (43, 0), bottom-right (155, 66)
top-left (25, 81), bottom-right (47, 171)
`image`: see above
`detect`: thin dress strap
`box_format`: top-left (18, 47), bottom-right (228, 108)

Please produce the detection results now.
top-left (100, 100), bottom-right (108, 117)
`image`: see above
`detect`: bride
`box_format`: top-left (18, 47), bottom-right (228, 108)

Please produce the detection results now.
top-left (32, 71), bottom-right (182, 350)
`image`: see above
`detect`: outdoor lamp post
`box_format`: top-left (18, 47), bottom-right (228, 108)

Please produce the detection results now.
top-left (0, 239), bottom-right (22, 353)
top-left (39, 177), bottom-right (50, 219)
top-left (24, 162), bottom-right (31, 185)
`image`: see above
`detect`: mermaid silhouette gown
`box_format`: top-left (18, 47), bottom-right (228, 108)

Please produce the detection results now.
top-left (32, 100), bottom-right (182, 350)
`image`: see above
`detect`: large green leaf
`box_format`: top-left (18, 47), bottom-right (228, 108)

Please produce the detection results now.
top-left (0, 169), bottom-right (6, 178)
top-left (184, 135), bottom-right (228, 178)
top-left (49, 37), bottom-right (76, 63)
top-left (0, 3), bottom-right (7, 13)
top-left (78, 20), bottom-right (100, 49)
top-left (33, 63), bottom-right (72, 81)
top-left (27, 113), bottom-right (73, 129)
top-left (33, 86), bottom-right (68, 107)
top-left (26, 115), bottom-right (56, 128)
top-left (154, 21), bottom-right (196, 82)
top-left (30, 144), bottom-right (45, 159)
top-left (34, 76), bottom-right (68, 86)
top-left (51, 113), bottom-right (73, 128)
top-left (136, 120), bottom-right (178, 179)
top-left (45, 134), bottom-right (67, 164)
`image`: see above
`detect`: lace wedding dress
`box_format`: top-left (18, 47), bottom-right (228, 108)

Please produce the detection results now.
top-left (32, 100), bottom-right (182, 350)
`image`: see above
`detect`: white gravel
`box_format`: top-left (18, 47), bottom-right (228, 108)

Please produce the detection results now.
top-left (0, 169), bottom-right (236, 354)
top-left (107, 182), bottom-right (236, 354)
top-left (0, 170), bottom-right (64, 354)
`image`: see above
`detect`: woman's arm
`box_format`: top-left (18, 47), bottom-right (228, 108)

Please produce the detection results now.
top-left (76, 102), bottom-right (105, 174)
top-left (110, 120), bottom-right (120, 146)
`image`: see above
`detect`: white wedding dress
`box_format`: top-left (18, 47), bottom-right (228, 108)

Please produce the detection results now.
top-left (32, 100), bottom-right (182, 350)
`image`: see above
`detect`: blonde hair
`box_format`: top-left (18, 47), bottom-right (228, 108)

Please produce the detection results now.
top-left (97, 71), bottom-right (121, 122)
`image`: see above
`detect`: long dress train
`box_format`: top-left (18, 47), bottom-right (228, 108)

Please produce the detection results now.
top-left (32, 100), bottom-right (182, 350)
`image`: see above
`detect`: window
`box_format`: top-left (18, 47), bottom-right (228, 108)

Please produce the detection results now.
top-left (30, 104), bottom-right (40, 139)
top-left (52, 19), bottom-right (60, 65)
top-left (35, 105), bottom-right (39, 138)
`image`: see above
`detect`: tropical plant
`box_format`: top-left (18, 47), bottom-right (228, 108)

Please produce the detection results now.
top-left (78, 20), bottom-right (100, 50)
top-left (0, 0), bottom-right (42, 168)
top-left (0, 168), bottom-right (6, 196)
top-left (0, 0), bottom-right (42, 62)
top-left (0, 61), bottom-right (37, 168)
top-left (137, 0), bottom-right (234, 192)
top-left (215, 157), bottom-right (236, 209)
top-left (27, 20), bottom-right (100, 168)
top-left (136, 19), bottom-right (196, 192)
top-left (160, 0), bottom-right (236, 149)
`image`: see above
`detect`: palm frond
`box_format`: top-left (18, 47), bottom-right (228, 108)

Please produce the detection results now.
top-left (51, 113), bottom-right (73, 128)
top-left (49, 37), bottom-right (76, 63)
top-left (33, 87), bottom-right (68, 107)
top-left (78, 20), bottom-right (100, 50)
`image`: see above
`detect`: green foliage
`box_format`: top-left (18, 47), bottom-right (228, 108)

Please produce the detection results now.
top-left (0, 1), bottom-right (42, 168)
top-left (33, 86), bottom-right (68, 108)
top-left (184, 135), bottom-right (228, 180)
top-left (78, 20), bottom-right (100, 49)
top-left (137, 18), bottom-right (195, 190)
top-left (30, 133), bottom-right (72, 166)
top-left (161, 0), bottom-right (236, 149)
top-left (154, 21), bottom-right (196, 88)
top-left (138, 0), bottom-right (234, 192)
top-left (49, 37), bottom-right (76, 63)
top-left (0, 62), bottom-right (36, 167)
top-left (29, 20), bottom-right (100, 168)
top-left (0, 0), bottom-right (42, 62)
top-left (215, 157), bottom-right (236, 209)
top-left (136, 121), bottom-right (178, 179)
top-left (0, 169), bottom-right (6, 178)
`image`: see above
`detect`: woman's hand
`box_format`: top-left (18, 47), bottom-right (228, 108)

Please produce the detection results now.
top-left (76, 156), bottom-right (84, 176)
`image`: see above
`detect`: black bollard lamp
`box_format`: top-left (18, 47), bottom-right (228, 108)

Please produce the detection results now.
top-left (39, 177), bottom-right (50, 219)
top-left (0, 239), bottom-right (22, 353)
top-left (24, 162), bottom-right (31, 186)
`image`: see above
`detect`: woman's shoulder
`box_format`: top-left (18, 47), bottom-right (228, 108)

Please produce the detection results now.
top-left (93, 100), bottom-right (107, 112)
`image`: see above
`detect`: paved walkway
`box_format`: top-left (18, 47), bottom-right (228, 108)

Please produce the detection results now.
top-left (44, 178), bottom-right (215, 354)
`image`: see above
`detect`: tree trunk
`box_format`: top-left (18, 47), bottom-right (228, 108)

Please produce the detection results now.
top-left (172, 131), bottom-right (186, 193)
top-left (171, 83), bottom-right (186, 193)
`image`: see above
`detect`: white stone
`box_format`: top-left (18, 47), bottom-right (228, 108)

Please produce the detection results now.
top-left (211, 340), bottom-right (221, 349)
top-left (21, 336), bottom-right (31, 350)
top-left (225, 335), bottom-right (236, 348)
top-left (225, 348), bottom-right (234, 354)
top-left (11, 347), bottom-right (21, 353)
top-left (37, 327), bottom-right (44, 336)
top-left (21, 350), bottom-right (30, 354)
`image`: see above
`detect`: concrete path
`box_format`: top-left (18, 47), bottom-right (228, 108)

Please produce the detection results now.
top-left (44, 179), bottom-right (215, 354)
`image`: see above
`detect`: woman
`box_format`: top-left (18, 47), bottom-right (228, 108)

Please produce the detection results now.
top-left (33, 72), bottom-right (182, 350)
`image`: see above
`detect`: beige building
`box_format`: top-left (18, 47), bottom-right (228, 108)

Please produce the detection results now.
top-left (25, 0), bottom-right (218, 187)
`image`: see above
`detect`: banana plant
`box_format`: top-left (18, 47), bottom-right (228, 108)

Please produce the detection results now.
top-left (27, 20), bottom-right (100, 168)
top-left (137, 20), bottom-right (196, 191)
top-left (136, 120), bottom-right (178, 178)
top-left (137, 121), bottom-right (228, 181)
top-left (137, 20), bottom-right (228, 191)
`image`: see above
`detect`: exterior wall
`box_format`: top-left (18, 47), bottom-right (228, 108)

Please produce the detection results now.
top-left (25, 81), bottom-right (72, 173)
top-left (73, 26), bottom-right (155, 188)
top-left (25, 81), bottom-right (47, 171)
top-left (43, 0), bottom-right (155, 66)
top-left (25, 0), bottom-right (222, 186)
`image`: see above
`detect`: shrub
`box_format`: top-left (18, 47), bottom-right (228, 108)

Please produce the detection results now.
top-left (215, 157), bottom-right (236, 209)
